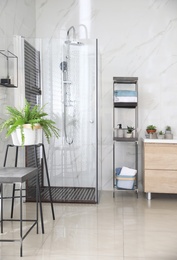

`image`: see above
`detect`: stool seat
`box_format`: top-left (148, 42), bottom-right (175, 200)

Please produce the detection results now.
top-left (0, 167), bottom-right (38, 183)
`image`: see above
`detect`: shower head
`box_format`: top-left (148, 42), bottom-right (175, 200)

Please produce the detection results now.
top-left (64, 40), bottom-right (83, 46)
top-left (65, 26), bottom-right (84, 46)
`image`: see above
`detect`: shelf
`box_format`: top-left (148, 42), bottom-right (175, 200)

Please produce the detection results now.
top-left (0, 83), bottom-right (17, 88)
top-left (0, 50), bottom-right (18, 88)
top-left (114, 102), bottom-right (137, 108)
top-left (114, 185), bottom-right (138, 192)
top-left (114, 137), bottom-right (138, 142)
top-left (113, 77), bottom-right (138, 84)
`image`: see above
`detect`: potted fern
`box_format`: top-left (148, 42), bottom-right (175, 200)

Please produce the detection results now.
top-left (0, 100), bottom-right (60, 146)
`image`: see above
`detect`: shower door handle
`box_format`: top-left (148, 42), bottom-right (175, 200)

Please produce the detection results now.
top-left (89, 120), bottom-right (94, 123)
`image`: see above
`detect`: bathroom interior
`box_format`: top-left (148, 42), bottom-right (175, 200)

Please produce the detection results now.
top-left (0, 0), bottom-right (177, 259)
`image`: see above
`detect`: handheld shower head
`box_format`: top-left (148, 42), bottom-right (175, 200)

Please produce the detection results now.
top-left (60, 61), bottom-right (67, 72)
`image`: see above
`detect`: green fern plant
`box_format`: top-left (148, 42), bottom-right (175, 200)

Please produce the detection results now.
top-left (0, 99), bottom-right (60, 145)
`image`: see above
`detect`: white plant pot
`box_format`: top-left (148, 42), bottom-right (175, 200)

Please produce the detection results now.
top-left (157, 134), bottom-right (165, 139)
top-left (165, 130), bottom-right (171, 134)
top-left (15, 124), bottom-right (42, 146)
top-left (125, 132), bottom-right (132, 138)
top-left (11, 131), bottom-right (21, 146)
top-left (165, 133), bottom-right (173, 139)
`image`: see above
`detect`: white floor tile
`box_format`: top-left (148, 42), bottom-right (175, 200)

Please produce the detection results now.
top-left (0, 191), bottom-right (177, 259)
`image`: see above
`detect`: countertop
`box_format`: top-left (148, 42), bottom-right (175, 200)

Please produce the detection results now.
top-left (142, 138), bottom-right (177, 144)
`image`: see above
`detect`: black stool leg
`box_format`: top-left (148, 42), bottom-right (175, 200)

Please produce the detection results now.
top-left (20, 182), bottom-right (23, 257)
top-left (0, 183), bottom-right (3, 233)
top-left (34, 145), bottom-right (44, 234)
top-left (40, 143), bottom-right (55, 220)
top-left (11, 146), bottom-right (19, 218)
top-left (36, 172), bottom-right (39, 234)
top-left (11, 183), bottom-right (16, 219)
top-left (3, 145), bottom-right (17, 219)
top-left (3, 144), bottom-right (11, 167)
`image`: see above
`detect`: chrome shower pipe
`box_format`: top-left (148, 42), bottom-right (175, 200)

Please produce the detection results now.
top-left (62, 67), bottom-right (73, 145)
top-left (61, 26), bottom-right (84, 145)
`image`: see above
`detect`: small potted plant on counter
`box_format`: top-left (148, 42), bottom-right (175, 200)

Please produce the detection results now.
top-left (157, 130), bottom-right (165, 139)
top-left (125, 126), bottom-right (135, 138)
top-left (165, 126), bottom-right (171, 134)
top-left (146, 125), bottom-right (156, 134)
top-left (165, 126), bottom-right (173, 139)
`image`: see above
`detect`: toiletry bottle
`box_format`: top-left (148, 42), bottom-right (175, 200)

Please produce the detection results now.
top-left (117, 124), bottom-right (123, 138)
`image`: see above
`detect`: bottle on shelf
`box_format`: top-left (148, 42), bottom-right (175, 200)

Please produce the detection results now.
top-left (117, 124), bottom-right (124, 138)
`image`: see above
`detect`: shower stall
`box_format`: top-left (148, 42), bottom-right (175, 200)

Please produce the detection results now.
top-left (13, 29), bottom-right (101, 204)
top-left (40, 27), bottom-right (101, 203)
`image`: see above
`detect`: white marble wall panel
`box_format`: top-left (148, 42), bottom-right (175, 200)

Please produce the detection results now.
top-left (0, 0), bottom-right (36, 169)
top-left (0, 1), bottom-right (36, 197)
top-left (1, 0), bottom-right (177, 191)
top-left (35, 0), bottom-right (177, 190)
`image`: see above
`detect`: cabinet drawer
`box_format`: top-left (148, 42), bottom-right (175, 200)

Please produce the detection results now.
top-left (144, 143), bottom-right (177, 170)
top-left (144, 169), bottom-right (177, 193)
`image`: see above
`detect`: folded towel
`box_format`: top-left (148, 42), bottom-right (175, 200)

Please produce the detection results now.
top-left (114, 90), bottom-right (137, 97)
top-left (114, 96), bottom-right (137, 103)
top-left (120, 166), bottom-right (137, 176)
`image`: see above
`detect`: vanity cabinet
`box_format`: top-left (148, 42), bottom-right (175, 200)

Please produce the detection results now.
top-left (143, 140), bottom-right (177, 199)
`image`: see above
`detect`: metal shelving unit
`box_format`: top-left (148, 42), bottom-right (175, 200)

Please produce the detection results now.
top-left (113, 76), bottom-right (138, 198)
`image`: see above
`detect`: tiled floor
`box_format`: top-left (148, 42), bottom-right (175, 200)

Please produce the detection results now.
top-left (1, 191), bottom-right (177, 259)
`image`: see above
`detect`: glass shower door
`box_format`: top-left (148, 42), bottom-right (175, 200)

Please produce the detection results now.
top-left (42, 38), bottom-right (100, 203)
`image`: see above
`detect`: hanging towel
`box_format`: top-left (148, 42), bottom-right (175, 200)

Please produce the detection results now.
top-left (120, 166), bottom-right (137, 176)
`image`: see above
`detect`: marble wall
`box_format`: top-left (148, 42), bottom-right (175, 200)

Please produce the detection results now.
top-left (35, 0), bottom-right (177, 190)
top-left (0, 0), bottom-right (36, 166)
top-left (1, 0), bottom-right (177, 191)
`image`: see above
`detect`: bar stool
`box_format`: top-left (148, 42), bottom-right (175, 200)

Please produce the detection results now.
top-left (0, 167), bottom-right (39, 257)
top-left (3, 143), bottom-right (55, 234)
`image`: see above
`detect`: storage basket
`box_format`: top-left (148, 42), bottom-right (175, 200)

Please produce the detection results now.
top-left (116, 167), bottom-right (136, 190)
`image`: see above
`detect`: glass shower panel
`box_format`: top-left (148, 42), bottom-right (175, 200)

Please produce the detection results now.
top-left (60, 39), bottom-right (97, 186)
top-left (41, 38), bottom-right (99, 203)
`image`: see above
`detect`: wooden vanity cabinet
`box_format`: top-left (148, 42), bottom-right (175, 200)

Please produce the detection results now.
top-left (143, 142), bottom-right (177, 199)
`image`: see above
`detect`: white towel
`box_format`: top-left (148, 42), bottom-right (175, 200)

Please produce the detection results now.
top-left (114, 96), bottom-right (137, 103)
top-left (120, 166), bottom-right (137, 176)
